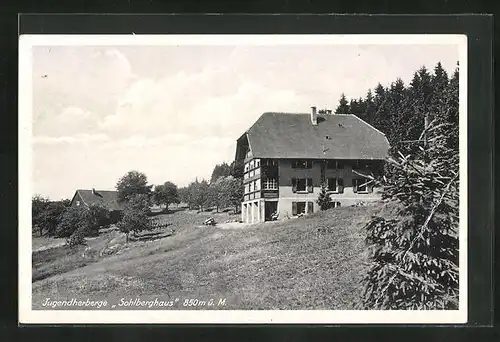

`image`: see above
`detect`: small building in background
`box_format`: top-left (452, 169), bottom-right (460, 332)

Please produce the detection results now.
top-left (70, 188), bottom-right (123, 223)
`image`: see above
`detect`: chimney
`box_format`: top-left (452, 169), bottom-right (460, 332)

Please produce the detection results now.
top-left (92, 188), bottom-right (96, 195)
top-left (311, 106), bottom-right (318, 125)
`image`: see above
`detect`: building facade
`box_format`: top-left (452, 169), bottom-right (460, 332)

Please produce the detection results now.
top-left (70, 189), bottom-right (123, 223)
top-left (235, 107), bottom-right (390, 224)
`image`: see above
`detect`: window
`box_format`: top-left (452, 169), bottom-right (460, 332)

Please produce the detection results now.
top-left (292, 159), bottom-right (312, 169)
top-left (256, 160), bottom-right (260, 167)
top-left (297, 178), bottom-right (306, 192)
top-left (254, 180), bottom-right (259, 191)
top-left (292, 201), bottom-right (314, 215)
top-left (353, 178), bottom-right (372, 193)
top-left (294, 202), bottom-right (306, 215)
top-left (292, 178), bottom-right (313, 193)
top-left (327, 178), bottom-right (344, 193)
top-left (331, 201), bottom-right (341, 208)
top-left (328, 178), bottom-right (337, 191)
top-left (308, 202), bottom-right (314, 214)
top-left (76, 201), bottom-right (80, 206)
top-left (262, 159), bottom-right (277, 167)
top-left (249, 182), bottom-right (253, 192)
top-left (355, 160), bottom-right (372, 169)
top-left (326, 160), bottom-right (345, 169)
top-left (263, 178), bottom-right (278, 190)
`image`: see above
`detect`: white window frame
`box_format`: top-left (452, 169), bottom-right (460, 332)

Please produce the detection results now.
top-left (355, 178), bottom-right (369, 193)
top-left (296, 178), bottom-right (307, 192)
top-left (263, 178), bottom-right (278, 190)
top-left (293, 159), bottom-right (312, 169)
top-left (327, 177), bottom-right (339, 192)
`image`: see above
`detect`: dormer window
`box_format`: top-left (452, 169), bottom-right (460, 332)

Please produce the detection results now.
top-left (292, 159), bottom-right (312, 169)
top-left (326, 160), bottom-right (345, 169)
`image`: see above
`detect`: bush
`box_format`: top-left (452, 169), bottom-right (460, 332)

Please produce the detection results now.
top-left (87, 204), bottom-right (110, 235)
top-left (55, 206), bottom-right (89, 238)
top-left (67, 227), bottom-right (87, 247)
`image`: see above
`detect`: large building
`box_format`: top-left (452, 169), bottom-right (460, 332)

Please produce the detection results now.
top-left (234, 107), bottom-right (390, 224)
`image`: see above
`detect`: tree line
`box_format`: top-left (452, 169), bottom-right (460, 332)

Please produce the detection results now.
top-left (334, 61), bottom-right (459, 152)
top-left (32, 159), bottom-right (244, 245)
top-left (178, 160), bottom-right (244, 213)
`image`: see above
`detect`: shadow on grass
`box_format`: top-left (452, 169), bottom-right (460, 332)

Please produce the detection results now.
top-left (32, 244), bottom-right (93, 282)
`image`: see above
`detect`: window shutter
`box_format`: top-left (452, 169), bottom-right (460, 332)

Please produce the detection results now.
top-left (291, 178), bottom-right (297, 193)
top-left (307, 160), bottom-right (312, 169)
top-left (338, 178), bottom-right (344, 193)
top-left (307, 202), bottom-right (314, 214)
top-left (307, 178), bottom-right (313, 193)
top-left (368, 181), bottom-right (374, 193)
top-left (292, 202), bottom-right (297, 215)
top-left (353, 179), bottom-right (358, 193)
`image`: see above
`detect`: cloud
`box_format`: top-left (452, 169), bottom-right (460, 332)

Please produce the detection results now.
top-left (101, 69), bottom-right (310, 141)
top-left (33, 133), bottom-right (110, 145)
top-left (34, 106), bottom-right (104, 137)
top-left (33, 47), bottom-right (134, 117)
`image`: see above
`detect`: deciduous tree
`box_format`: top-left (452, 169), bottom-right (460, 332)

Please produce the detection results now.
top-left (117, 194), bottom-right (152, 243)
top-left (153, 181), bottom-right (180, 210)
top-left (116, 171), bottom-right (153, 203)
top-left (32, 198), bottom-right (67, 236)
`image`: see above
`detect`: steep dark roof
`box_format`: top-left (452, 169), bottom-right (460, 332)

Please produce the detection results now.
top-left (243, 112), bottom-right (390, 159)
top-left (73, 189), bottom-right (123, 211)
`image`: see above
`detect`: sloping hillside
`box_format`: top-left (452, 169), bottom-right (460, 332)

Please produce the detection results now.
top-left (32, 204), bottom-right (383, 310)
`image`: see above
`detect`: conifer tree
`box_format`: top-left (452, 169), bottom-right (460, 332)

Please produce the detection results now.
top-left (317, 182), bottom-right (332, 211)
top-left (360, 68), bottom-right (460, 310)
top-left (364, 89), bottom-right (375, 124)
top-left (371, 84), bottom-right (387, 134)
top-left (429, 62), bottom-right (450, 123)
top-left (335, 93), bottom-right (350, 113)
top-left (349, 99), bottom-right (359, 116)
top-left (445, 64), bottom-right (459, 152)
top-left (405, 66), bottom-right (432, 143)
top-left (387, 78), bottom-right (410, 149)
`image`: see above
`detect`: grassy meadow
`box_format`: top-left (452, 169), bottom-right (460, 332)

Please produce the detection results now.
top-left (32, 204), bottom-right (384, 310)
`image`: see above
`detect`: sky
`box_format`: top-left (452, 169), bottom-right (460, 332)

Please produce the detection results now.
top-left (31, 42), bottom-right (459, 200)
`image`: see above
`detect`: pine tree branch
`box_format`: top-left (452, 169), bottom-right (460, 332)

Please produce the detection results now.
top-left (374, 172), bottom-right (459, 307)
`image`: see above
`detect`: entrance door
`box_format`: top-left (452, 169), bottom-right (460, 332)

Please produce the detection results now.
top-left (264, 201), bottom-right (278, 221)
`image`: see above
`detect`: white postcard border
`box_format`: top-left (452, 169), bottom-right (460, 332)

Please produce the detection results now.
top-left (19, 34), bottom-right (468, 324)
